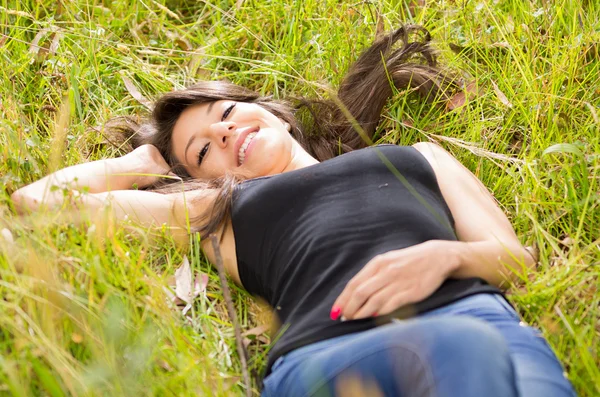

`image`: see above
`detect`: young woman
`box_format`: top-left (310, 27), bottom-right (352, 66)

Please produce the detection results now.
top-left (12, 26), bottom-right (576, 396)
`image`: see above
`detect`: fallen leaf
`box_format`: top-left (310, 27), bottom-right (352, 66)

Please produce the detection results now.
top-left (241, 324), bottom-right (269, 337)
top-left (0, 35), bottom-right (8, 48)
top-left (166, 256), bottom-right (208, 310)
top-left (120, 72), bottom-right (153, 110)
top-left (48, 32), bottom-right (61, 55)
top-left (175, 38), bottom-right (191, 51)
top-left (559, 235), bottom-right (574, 251)
top-left (243, 337), bottom-right (251, 348)
top-left (446, 80), bottom-right (481, 111)
top-left (29, 28), bottom-right (51, 56)
top-left (491, 80), bottom-right (513, 108)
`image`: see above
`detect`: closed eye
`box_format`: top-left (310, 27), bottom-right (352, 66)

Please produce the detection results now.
top-left (197, 143), bottom-right (209, 166)
top-left (222, 103), bottom-right (236, 121)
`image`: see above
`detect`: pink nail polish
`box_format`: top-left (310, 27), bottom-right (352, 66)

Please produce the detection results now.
top-left (373, 312), bottom-right (378, 317)
top-left (330, 306), bottom-right (341, 321)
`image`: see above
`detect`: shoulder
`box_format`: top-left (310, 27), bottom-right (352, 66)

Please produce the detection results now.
top-left (411, 142), bottom-right (464, 177)
top-left (412, 142), bottom-right (452, 163)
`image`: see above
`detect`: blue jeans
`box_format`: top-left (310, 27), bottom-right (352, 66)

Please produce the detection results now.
top-left (261, 293), bottom-right (576, 397)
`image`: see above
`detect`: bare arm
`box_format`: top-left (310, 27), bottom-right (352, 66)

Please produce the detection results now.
top-left (11, 145), bottom-right (171, 213)
top-left (413, 142), bottom-right (535, 287)
top-left (334, 142), bottom-right (536, 320)
top-left (11, 145), bottom-right (211, 240)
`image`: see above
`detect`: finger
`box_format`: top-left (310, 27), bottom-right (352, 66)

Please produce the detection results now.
top-left (353, 284), bottom-right (400, 320)
top-left (341, 274), bottom-right (389, 320)
top-left (332, 255), bottom-right (387, 313)
top-left (377, 289), bottom-right (418, 316)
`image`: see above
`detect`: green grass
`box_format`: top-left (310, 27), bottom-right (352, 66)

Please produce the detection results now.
top-left (0, 0), bottom-right (599, 395)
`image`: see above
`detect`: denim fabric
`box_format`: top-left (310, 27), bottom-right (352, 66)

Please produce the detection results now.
top-left (261, 293), bottom-right (576, 397)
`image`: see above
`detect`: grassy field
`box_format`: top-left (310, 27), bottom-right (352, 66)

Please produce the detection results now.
top-left (0, 0), bottom-right (598, 395)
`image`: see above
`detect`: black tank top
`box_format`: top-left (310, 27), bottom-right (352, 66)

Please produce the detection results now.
top-left (231, 145), bottom-right (500, 374)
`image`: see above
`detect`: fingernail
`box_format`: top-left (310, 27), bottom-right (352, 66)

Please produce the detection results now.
top-left (373, 312), bottom-right (378, 317)
top-left (330, 306), bottom-right (341, 321)
top-left (340, 315), bottom-right (347, 322)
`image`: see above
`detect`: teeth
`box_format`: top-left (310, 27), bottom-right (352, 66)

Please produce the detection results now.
top-left (238, 132), bottom-right (256, 165)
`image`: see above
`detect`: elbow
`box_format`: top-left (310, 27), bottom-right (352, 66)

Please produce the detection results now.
top-left (10, 189), bottom-right (38, 215)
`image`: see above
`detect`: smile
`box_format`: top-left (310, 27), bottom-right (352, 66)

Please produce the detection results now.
top-left (238, 132), bottom-right (257, 166)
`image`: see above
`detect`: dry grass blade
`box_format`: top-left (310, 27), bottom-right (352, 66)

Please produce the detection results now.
top-left (375, 10), bottom-right (385, 38)
top-left (428, 134), bottom-right (525, 164)
top-left (120, 72), bottom-right (153, 111)
top-left (149, 0), bottom-right (182, 21)
top-left (48, 98), bottom-right (70, 172)
top-left (0, 5), bottom-right (34, 19)
top-left (210, 235), bottom-right (252, 397)
top-left (584, 102), bottom-right (599, 124)
top-left (491, 80), bottom-right (513, 108)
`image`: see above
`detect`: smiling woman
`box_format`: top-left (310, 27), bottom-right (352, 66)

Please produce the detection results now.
top-left (11, 24), bottom-right (577, 397)
top-left (170, 100), bottom-right (315, 180)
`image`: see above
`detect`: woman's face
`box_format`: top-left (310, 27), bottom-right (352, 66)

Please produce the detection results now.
top-left (171, 100), bottom-right (295, 179)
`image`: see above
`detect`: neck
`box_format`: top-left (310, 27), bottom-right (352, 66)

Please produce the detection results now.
top-left (282, 140), bottom-right (320, 173)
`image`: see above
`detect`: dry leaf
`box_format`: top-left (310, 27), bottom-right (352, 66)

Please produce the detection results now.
top-left (164, 256), bottom-right (209, 314)
top-left (175, 38), bottom-right (191, 51)
top-left (491, 80), bottom-right (513, 108)
top-left (120, 72), bottom-right (153, 110)
top-left (446, 80), bottom-right (481, 111)
top-left (241, 324), bottom-right (269, 337)
top-left (0, 35), bottom-right (8, 48)
top-left (48, 32), bottom-right (61, 55)
top-left (29, 28), bottom-right (50, 55)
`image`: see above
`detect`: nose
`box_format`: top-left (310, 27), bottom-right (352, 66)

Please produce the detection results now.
top-left (209, 121), bottom-right (236, 147)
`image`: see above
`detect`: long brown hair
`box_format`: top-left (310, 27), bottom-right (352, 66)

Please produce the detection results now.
top-left (113, 24), bottom-right (457, 237)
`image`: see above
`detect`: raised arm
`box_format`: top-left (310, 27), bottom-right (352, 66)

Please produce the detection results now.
top-left (11, 145), bottom-right (212, 241)
top-left (11, 145), bottom-right (171, 212)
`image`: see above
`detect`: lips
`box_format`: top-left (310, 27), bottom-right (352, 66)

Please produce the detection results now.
top-left (234, 126), bottom-right (260, 166)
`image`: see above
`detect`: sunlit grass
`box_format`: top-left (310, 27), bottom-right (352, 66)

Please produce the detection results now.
top-left (0, 0), bottom-right (598, 395)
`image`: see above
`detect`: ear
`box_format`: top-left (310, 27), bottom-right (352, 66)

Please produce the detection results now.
top-left (283, 122), bottom-right (291, 132)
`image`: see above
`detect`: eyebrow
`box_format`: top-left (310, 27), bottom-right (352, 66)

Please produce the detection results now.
top-left (206, 101), bottom-right (215, 115)
top-left (184, 135), bottom-right (196, 164)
